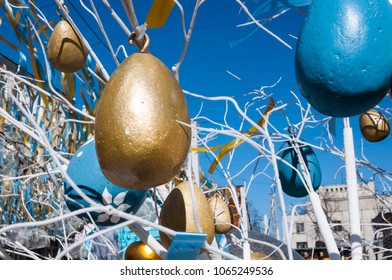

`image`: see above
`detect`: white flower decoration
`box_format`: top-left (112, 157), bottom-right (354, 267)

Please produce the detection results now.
top-left (96, 188), bottom-right (131, 224)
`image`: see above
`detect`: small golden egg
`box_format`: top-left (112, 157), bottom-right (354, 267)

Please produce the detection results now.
top-left (95, 52), bottom-right (191, 190)
top-left (124, 241), bottom-right (162, 260)
top-left (159, 181), bottom-right (215, 251)
top-left (208, 194), bottom-right (232, 234)
top-left (359, 109), bottom-right (390, 142)
top-left (47, 20), bottom-right (87, 72)
top-left (251, 251), bottom-right (272, 260)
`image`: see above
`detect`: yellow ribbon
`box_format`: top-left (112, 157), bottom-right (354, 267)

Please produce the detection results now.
top-left (145, 0), bottom-right (175, 28)
top-left (190, 98), bottom-right (275, 174)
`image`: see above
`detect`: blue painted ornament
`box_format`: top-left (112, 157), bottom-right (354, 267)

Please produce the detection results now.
top-left (295, 0), bottom-right (392, 117)
top-left (277, 141), bottom-right (322, 198)
top-left (64, 138), bottom-right (148, 226)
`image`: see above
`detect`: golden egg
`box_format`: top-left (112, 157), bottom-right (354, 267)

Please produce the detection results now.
top-left (208, 194), bottom-right (232, 234)
top-left (159, 181), bottom-right (215, 251)
top-left (251, 251), bottom-right (272, 260)
top-left (95, 52), bottom-right (191, 190)
top-left (359, 109), bottom-right (390, 142)
top-left (124, 241), bottom-right (162, 260)
top-left (47, 20), bottom-right (87, 72)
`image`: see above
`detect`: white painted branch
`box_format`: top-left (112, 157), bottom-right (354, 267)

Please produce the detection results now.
top-left (308, 192), bottom-right (341, 260)
top-left (343, 118), bottom-right (363, 260)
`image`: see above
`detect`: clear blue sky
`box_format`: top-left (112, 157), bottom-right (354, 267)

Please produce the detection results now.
top-left (2, 0), bottom-right (392, 225)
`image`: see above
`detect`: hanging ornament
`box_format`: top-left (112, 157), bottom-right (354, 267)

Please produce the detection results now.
top-left (94, 33), bottom-right (191, 190)
top-left (251, 251), bottom-right (272, 260)
top-left (277, 140), bottom-right (322, 198)
top-left (47, 6), bottom-right (87, 73)
top-left (359, 109), bottom-right (390, 142)
top-left (295, 0), bottom-right (392, 117)
top-left (64, 138), bottom-right (147, 226)
top-left (124, 240), bottom-right (162, 260)
top-left (159, 181), bottom-right (215, 251)
top-left (208, 193), bottom-right (232, 234)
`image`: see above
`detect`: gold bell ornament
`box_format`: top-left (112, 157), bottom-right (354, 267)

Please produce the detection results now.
top-left (47, 6), bottom-right (87, 73)
top-left (159, 181), bottom-right (215, 251)
top-left (95, 33), bottom-right (191, 190)
top-left (359, 109), bottom-right (390, 142)
top-left (124, 240), bottom-right (162, 260)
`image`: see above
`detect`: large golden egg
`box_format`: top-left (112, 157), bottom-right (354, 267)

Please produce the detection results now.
top-left (359, 109), bottom-right (390, 142)
top-left (208, 194), bottom-right (232, 234)
top-left (159, 181), bottom-right (215, 251)
top-left (94, 52), bottom-right (191, 190)
top-left (47, 20), bottom-right (87, 72)
top-left (124, 241), bottom-right (162, 260)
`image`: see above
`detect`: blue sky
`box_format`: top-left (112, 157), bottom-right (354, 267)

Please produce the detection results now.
top-left (2, 0), bottom-right (392, 225)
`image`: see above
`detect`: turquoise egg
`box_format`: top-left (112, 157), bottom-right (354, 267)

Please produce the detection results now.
top-left (277, 141), bottom-right (322, 198)
top-left (295, 0), bottom-right (392, 117)
top-left (64, 138), bottom-right (148, 226)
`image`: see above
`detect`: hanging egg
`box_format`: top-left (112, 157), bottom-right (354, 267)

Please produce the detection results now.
top-left (159, 181), bottom-right (214, 250)
top-left (208, 194), bottom-right (232, 234)
top-left (64, 138), bottom-right (147, 226)
top-left (94, 52), bottom-right (191, 190)
top-left (359, 109), bottom-right (390, 142)
top-left (48, 20), bottom-right (87, 72)
top-left (277, 141), bottom-right (322, 198)
top-left (124, 240), bottom-right (162, 260)
top-left (251, 251), bottom-right (272, 260)
top-left (295, 0), bottom-right (392, 117)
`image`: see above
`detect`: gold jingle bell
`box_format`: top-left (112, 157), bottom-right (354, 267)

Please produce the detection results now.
top-left (95, 34), bottom-right (191, 190)
top-left (159, 181), bottom-right (215, 251)
top-left (48, 19), bottom-right (87, 73)
top-left (359, 109), bottom-right (390, 142)
top-left (124, 240), bottom-right (162, 260)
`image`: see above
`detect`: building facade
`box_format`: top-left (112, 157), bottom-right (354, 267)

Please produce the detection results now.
top-left (288, 182), bottom-right (392, 260)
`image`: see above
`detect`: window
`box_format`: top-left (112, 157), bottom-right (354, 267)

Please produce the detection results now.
top-left (296, 242), bottom-right (308, 249)
top-left (296, 222), bottom-right (305, 233)
top-left (332, 220), bottom-right (343, 231)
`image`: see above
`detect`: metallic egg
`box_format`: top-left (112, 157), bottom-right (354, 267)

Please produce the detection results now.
top-left (208, 194), bottom-right (232, 234)
top-left (251, 251), bottom-right (272, 260)
top-left (47, 20), bottom-right (87, 73)
top-left (359, 109), bottom-right (390, 142)
top-left (124, 240), bottom-right (162, 260)
top-left (159, 181), bottom-right (215, 250)
top-left (95, 52), bottom-right (191, 190)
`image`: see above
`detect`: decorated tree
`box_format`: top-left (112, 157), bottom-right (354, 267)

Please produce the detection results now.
top-left (0, 0), bottom-right (392, 261)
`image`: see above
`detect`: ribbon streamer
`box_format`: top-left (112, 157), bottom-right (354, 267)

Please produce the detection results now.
top-left (191, 98), bottom-right (275, 174)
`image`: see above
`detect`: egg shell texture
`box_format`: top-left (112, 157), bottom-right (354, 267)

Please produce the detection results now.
top-left (159, 181), bottom-right (215, 250)
top-left (47, 20), bottom-right (87, 73)
top-left (64, 138), bottom-right (147, 226)
top-left (277, 141), bottom-right (322, 198)
top-left (295, 0), bottom-right (392, 117)
top-left (95, 52), bottom-right (191, 190)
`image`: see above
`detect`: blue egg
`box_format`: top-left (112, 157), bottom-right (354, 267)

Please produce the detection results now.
top-left (64, 138), bottom-right (148, 226)
top-left (277, 141), bottom-right (322, 198)
top-left (295, 0), bottom-right (392, 117)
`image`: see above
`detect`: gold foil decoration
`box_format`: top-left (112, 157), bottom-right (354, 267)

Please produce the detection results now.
top-left (359, 109), bottom-right (390, 142)
top-left (159, 181), bottom-right (215, 251)
top-left (95, 35), bottom-right (191, 190)
top-left (124, 241), bottom-right (162, 260)
top-left (47, 20), bottom-right (87, 72)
